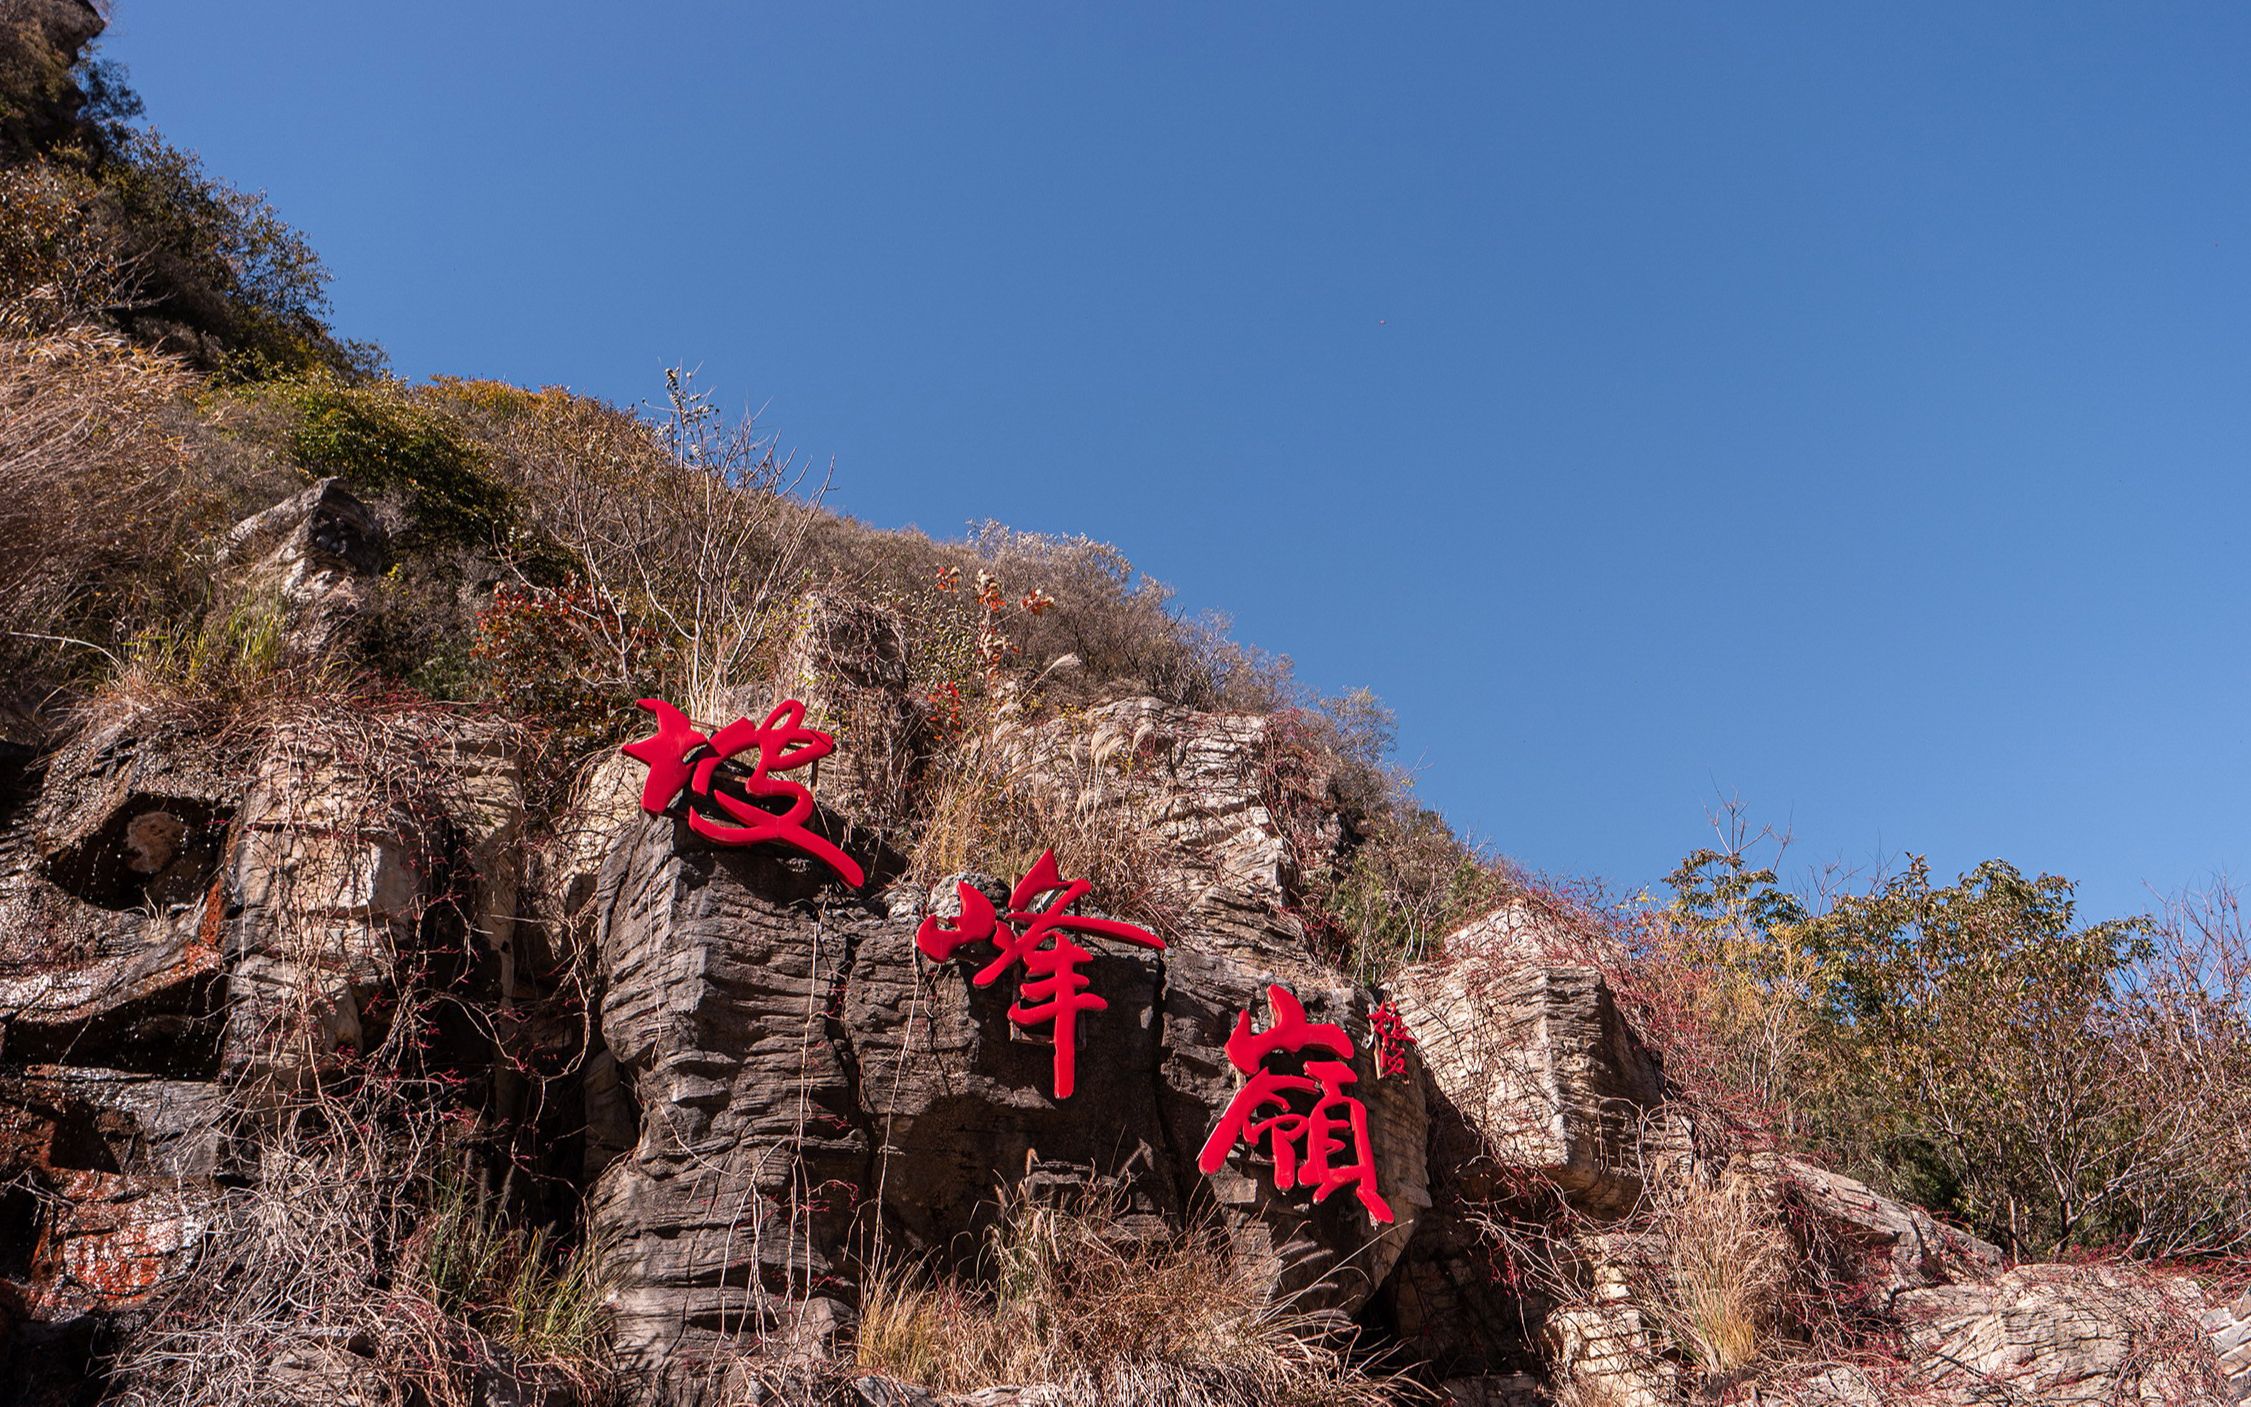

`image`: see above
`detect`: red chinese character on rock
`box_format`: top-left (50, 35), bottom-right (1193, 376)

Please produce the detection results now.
top-left (1368, 1000), bottom-right (1416, 1078)
top-left (620, 697), bottom-right (865, 887)
top-left (915, 850), bottom-right (1164, 1099)
top-left (1197, 984), bottom-right (1394, 1224)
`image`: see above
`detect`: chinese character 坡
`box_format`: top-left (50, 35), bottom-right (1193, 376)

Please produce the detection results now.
top-left (1197, 983), bottom-right (1394, 1224)
top-left (620, 697), bottom-right (865, 888)
top-left (916, 850), bottom-right (1164, 1100)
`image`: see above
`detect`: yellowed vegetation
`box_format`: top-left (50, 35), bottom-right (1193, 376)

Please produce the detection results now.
top-left (856, 1184), bottom-right (1419, 1407)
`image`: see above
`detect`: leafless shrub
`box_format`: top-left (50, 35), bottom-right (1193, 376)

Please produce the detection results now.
top-left (2092, 1263), bottom-right (2239, 1407)
top-left (790, 513), bottom-right (1290, 714)
top-left (430, 371), bottom-right (828, 721)
top-left (962, 522), bottom-right (1282, 708)
top-left (109, 1123), bottom-right (462, 1407)
top-left (1468, 1151), bottom-right (1813, 1406)
top-left (2104, 883), bottom-right (2251, 1259)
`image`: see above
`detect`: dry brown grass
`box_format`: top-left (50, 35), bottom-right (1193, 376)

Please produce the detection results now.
top-left (907, 706), bottom-right (1198, 936)
top-left (1637, 1175), bottom-right (1793, 1381)
top-left (109, 1125), bottom-right (614, 1407)
top-left (0, 324), bottom-right (226, 700)
top-left (856, 1183), bottom-right (1420, 1407)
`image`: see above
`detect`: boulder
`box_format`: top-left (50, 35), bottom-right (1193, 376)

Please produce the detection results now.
top-left (588, 813), bottom-right (886, 1383)
top-left (1543, 1298), bottom-right (1673, 1407)
top-left (1385, 901), bottom-right (1683, 1380)
top-left (1395, 910), bottom-right (1668, 1215)
top-left (777, 595), bottom-right (921, 841)
top-left (222, 710), bottom-right (523, 1092)
top-left (1777, 1156), bottom-right (2003, 1311)
top-left (213, 477), bottom-right (389, 660)
top-left (29, 706), bottom-right (233, 910)
top-left (1897, 1264), bottom-right (2228, 1405)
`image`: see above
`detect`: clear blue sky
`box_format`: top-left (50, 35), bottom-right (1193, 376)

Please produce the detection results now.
top-left (102, 3), bottom-right (2249, 921)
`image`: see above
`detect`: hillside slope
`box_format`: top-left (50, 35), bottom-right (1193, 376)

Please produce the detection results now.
top-left (1, 9), bottom-right (2245, 1406)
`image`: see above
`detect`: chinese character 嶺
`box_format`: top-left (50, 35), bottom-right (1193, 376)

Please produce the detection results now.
top-left (1197, 983), bottom-right (1394, 1224)
top-left (620, 697), bottom-right (865, 888)
top-left (916, 850), bottom-right (1163, 1099)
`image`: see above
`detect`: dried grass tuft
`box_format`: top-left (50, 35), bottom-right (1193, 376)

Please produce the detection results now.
top-left (1639, 1175), bottom-right (1793, 1380)
top-left (908, 711), bottom-right (1196, 937)
top-left (855, 1182), bottom-right (1423, 1407)
top-left (0, 324), bottom-right (220, 700)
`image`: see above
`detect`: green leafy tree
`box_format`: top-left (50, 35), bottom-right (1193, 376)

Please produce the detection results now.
top-left (1793, 858), bottom-right (2153, 1253)
top-left (1663, 844), bottom-right (2214, 1256)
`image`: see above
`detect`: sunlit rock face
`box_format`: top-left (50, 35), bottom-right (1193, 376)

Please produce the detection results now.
top-left (0, 477), bottom-right (2238, 1405)
top-left (584, 688), bottom-right (1429, 1400)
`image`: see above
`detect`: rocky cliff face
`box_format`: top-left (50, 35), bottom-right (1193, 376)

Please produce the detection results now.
top-left (582, 689), bottom-right (1430, 1397)
top-left (1, 480), bottom-right (2240, 1405)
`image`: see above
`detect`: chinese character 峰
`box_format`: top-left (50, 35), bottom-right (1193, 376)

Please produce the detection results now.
top-left (916, 850), bottom-right (1164, 1099)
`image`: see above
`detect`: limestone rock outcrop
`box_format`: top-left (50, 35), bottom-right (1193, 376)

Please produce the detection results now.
top-left (1, 707), bottom-right (232, 1071)
top-left (222, 711), bottom-right (522, 1092)
top-left (585, 693), bottom-right (1430, 1396)
top-left (0, 509), bottom-right (2237, 1406)
top-left (1778, 1155), bottom-right (2004, 1311)
top-left (1897, 1265), bottom-right (2220, 1405)
top-left (1398, 925), bottom-right (1668, 1215)
top-left (0, 1067), bottom-right (228, 1324)
top-left (2205, 1288), bottom-right (2251, 1404)
top-left (213, 476), bottom-right (390, 661)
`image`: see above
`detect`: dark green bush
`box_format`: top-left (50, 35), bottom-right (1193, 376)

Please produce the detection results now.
top-left (240, 377), bottom-right (513, 548)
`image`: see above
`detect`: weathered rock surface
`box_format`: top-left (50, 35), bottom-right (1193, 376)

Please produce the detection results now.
top-left (213, 476), bottom-right (390, 660)
top-left (589, 814), bottom-right (888, 1382)
top-left (1778, 1155), bottom-right (2004, 1311)
top-left (1898, 1264), bottom-right (2225, 1405)
top-left (978, 696), bottom-right (1319, 960)
top-left (1385, 904), bottom-right (1673, 1381)
top-left (2206, 1287), bottom-right (2251, 1404)
top-left (0, 707), bottom-right (231, 1072)
top-left (222, 712), bottom-right (522, 1091)
top-left (778, 595), bottom-right (921, 841)
top-left (0, 1067), bottom-right (227, 1316)
top-left (588, 695), bottom-right (1429, 1398)
top-left (1397, 907), bottom-right (1668, 1215)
